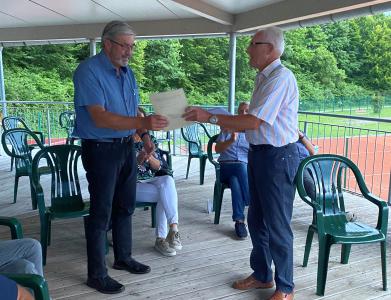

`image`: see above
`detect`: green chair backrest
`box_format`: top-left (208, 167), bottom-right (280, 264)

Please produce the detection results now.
top-left (59, 111), bottom-right (75, 139)
top-left (2, 116), bottom-right (29, 131)
top-left (207, 134), bottom-right (219, 168)
top-left (296, 154), bottom-right (371, 217)
top-left (207, 134), bottom-right (222, 180)
top-left (32, 145), bottom-right (84, 213)
top-left (309, 158), bottom-right (346, 215)
top-left (181, 122), bottom-right (211, 156)
top-left (181, 123), bottom-right (202, 155)
top-left (1, 128), bottom-right (45, 174)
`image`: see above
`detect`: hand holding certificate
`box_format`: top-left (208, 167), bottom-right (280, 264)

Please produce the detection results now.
top-left (150, 88), bottom-right (193, 131)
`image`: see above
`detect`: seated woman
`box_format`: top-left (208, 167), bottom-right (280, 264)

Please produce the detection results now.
top-left (135, 108), bottom-right (182, 257)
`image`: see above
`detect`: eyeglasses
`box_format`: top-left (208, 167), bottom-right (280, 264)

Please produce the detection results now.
top-left (249, 41), bottom-right (272, 47)
top-left (109, 39), bottom-right (136, 51)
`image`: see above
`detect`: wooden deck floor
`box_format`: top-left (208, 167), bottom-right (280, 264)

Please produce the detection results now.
top-left (0, 153), bottom-right (390, 300)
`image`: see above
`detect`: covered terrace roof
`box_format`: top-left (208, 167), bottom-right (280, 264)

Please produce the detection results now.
top-left (0, 0), bottom-right (391, 46)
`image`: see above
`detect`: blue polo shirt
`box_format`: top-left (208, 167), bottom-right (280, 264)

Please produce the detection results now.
top-left (0, 275), bottom-right (17, 300)
top-left (73, 50), bottom-right (139, 139)
top-left (217, 132), bottom-right (249, 163)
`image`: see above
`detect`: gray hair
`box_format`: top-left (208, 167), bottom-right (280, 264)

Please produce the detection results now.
top-left (101, 21), bottom-right (135, 42)
top-left (239, 101), bottom-right (249, 106)
top-left (258, 26), bottom-right (285, 56)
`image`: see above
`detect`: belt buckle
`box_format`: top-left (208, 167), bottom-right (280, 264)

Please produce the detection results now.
top-left (120, 135), bottom-right (132, 143)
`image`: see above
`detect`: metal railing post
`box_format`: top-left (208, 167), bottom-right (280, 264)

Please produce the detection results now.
top-left (0, 47), bottom-right (7, 118)
top-left (46, 109), bottom-right (52, 146)
top-left (343, 136), bottom-right (350, 188)
top-left (172, 129), bottom-right (177, 155)
top-left (388, 170), bottom-right (391, 205)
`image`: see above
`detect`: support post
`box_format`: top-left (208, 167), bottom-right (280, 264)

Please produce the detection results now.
top-left (89, 39), bottom-right (96, 57)
top-left (228, 32), bottom-right (236, 114)
top-left (0, 47), bottom-right (7, 118)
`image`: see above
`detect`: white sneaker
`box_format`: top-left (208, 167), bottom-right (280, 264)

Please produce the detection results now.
top-left (154, 238), bottom-right (176, 257)
top-left (166, 230), bottom-right (182, 250)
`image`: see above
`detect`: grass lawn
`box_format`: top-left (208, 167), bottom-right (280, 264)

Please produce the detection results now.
top-left (299, 106), bottom-right (391, 135)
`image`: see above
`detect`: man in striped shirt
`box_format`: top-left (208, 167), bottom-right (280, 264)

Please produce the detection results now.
top-left (183, 27), bottom-right (299, 300)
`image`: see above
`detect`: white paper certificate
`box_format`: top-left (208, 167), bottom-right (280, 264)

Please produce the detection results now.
top-left (150, 88), bottom-right (193, 131)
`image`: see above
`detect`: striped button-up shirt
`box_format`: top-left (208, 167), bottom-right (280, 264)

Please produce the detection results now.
top-left (245, 59), bottom-right (299, 146)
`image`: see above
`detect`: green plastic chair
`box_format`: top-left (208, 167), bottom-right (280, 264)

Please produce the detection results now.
top-left (59, 111), bottom-right (77, 144)
top-left (296, 154), bottom-right (388, 296)
top-left (207, 134), bottom-right (230, 224)
top-left (181, 122), bottom-right (212, 185)
top-left (2, 116), bottom-right (45, 171)
top-left (1, 128), bottom-right (50, 209)
top-left (0, 216), bottom-right (50, 300)
top-left (31, 144), bottom-right (89, 265)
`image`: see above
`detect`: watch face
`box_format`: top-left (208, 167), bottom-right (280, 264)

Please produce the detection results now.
top-left (209, 115), bottom-right (218, 124)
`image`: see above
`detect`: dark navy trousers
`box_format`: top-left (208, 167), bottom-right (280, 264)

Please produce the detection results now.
top-left (81, 140), bottom-right (137, 279)
top-left (247, 143), bottom-right (299, 293)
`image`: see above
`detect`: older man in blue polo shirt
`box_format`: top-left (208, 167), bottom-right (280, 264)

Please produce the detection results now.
top-left (215, 102), bottom-right (250, 239)
top-left (184, 27), bottom-right (299, 300)
top-left (73, 21), bottom-right (168, 294)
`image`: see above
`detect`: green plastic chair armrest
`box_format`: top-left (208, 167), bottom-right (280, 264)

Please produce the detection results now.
top-left (0, 217), bottom-right (24, 239)
top-left (4, 273), bottom-right (50, 300)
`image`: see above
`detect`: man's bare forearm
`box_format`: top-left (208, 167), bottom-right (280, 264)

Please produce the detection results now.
top-left (87, 104), bottom-right (168, 131)
top-left (215, 138), bottom-right (234, 153)
top-left (88, 108), bottom-right (145, 130)
top-left (215, 114), bottom-right (262, 131)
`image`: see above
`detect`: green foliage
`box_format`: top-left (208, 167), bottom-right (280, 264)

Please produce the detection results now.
top-left (236, 36), bottom-right (256, 102)
top-left (143, 39), bottom-right (187, 93)
top-left (1, 14), bottom-right (389, 111)
top-left (4, 67), bottom-right (73, 101)
top-left (179, 38), bottom-right (229, 104)
top-left (372, 94), bottom-right (385, 113)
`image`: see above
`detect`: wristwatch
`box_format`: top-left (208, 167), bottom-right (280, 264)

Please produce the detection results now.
top-left (208, 115), bottom-right (219, 124)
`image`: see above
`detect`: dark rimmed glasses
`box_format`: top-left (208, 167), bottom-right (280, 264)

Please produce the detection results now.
top-left (249, 41), bottom-right (272, 47)
top-left (109, 39), bottom-right (136, 51)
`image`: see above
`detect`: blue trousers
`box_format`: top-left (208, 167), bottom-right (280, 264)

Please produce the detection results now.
top-left (81, 140), bottom-right (137, 279)
top-left (247, 143), bottom-right (299, 293)
top-left (220, 162), bottom-right (250, 221)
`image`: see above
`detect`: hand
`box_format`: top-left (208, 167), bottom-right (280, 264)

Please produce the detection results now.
top-left (142, 114), bottom-right (168, 130)
top-left (230, 132), bottom-right (238, 141)
top-left (182, 107), bottom-right (211, 123)
top-left (143, 138), bottom-right (155, 155)
top-left (137, 149), bottom-right (149, 164)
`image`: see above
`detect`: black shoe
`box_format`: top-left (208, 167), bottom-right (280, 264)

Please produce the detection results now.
top-left (86, 276), bottom-right (125, 294)
top-left (235, 221), bottom-right (248, 239)
top-left (113, 258), bottom-right (151, 274)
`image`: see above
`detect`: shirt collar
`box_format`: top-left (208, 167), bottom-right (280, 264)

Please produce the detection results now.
top-left (97, 50), bottom-right (128, 74)
top-left (260, 58), bottom-right (281, 78)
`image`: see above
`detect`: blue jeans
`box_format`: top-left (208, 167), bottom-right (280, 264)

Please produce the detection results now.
top-left (247, 143), bottom-right (299, 294)
top-left (0, 238), bottom-right (43, 276)
top-left (81, 140), bottom-right (137, 279)
top-left (220, 162), bottom-right (249, 221)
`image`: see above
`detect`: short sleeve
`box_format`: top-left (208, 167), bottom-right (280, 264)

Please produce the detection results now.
top-left (73, 64), bottom-right (105, 107)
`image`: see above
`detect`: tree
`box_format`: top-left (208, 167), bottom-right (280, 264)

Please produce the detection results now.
top-left (143, 39), bottom-right (187, 94)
